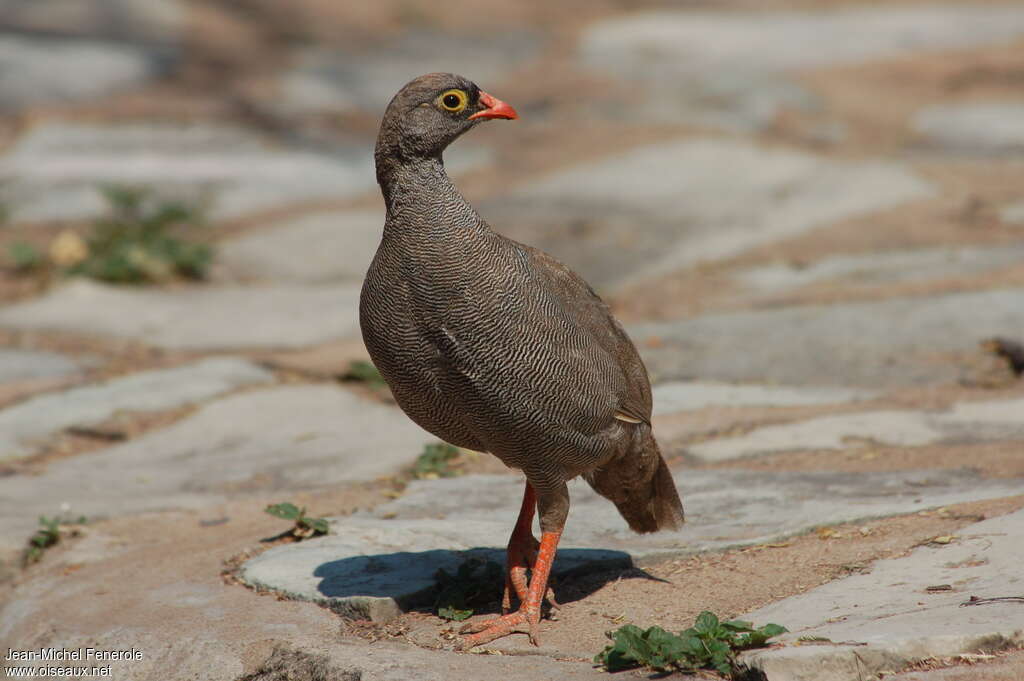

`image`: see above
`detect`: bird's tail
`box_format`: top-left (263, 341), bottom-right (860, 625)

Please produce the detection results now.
top-left (584, 427), bottom-right (684, 534)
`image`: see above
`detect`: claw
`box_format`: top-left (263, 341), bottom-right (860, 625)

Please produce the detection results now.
top-left (457, 609), bottom-right (538, 649)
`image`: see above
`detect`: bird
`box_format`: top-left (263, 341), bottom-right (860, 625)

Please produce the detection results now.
top-left (360, 73), bottom-right (684, 649)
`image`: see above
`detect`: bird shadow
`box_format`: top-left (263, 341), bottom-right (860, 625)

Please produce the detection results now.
top-left (313, 546), bottom-right (663, 616)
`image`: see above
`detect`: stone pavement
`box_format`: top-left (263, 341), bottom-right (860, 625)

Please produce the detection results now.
top-left (2, 2), bottom-right (1023, 680)
top-left (241, 468), bottom-right (1023, 631)
top-left (740, 508), bottom-right (1024, 681)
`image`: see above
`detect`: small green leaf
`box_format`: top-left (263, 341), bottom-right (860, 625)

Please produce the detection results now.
top-left (759, 623), bottom-right (789, 638)
top-left (694, 611), bottom-right (720, 634)
top-left (9, 242), bottom-right (43, 270)
top-left (412, 442), bottom-right (462, 479)
top-left (344, 360), bottom-right (386, 386)
top-left (596, 624), bottom-right (647, 671)
top-left (437, 605), bottom-right (473, 621)
top-left (305, 517), bottom-right (330, 535)
top-left (265, 502), bottom-right (302, 520)
top-left (21, 514), bottom-right (84, 567)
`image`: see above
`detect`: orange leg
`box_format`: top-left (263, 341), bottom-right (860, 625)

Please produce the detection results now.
top-left (457, 527), bottom-right (563, 649)
top-left (501, 483), bottom-right (561, 614)
top-left (502, 483), bottom-right (537, 613)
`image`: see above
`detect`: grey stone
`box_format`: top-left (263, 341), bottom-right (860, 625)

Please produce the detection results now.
top-left (584, 7), bottom-right (1024, 74)
top-left (652, 381), bottom-right (873, 415)
top-left (0, 0), bottom-right (183, 44)
top-left (488, 139), bottom-right (932, 291)
top-left (278, 29), bottom-right (540, 116)
top-left (0, 357), bottom-right (273, 459)
top-left (240, 468), bottom-right (1024, 620)
top-left (0, 35), bottom-right (167, 111)
top-left (631, 288), bottom-right (1024, 387)
top-left (740, 509), bottom-right (1024, 681)
top-left (580, 7), bottom-right (1024, 130)
top-left (0, 630), bottom-right (609, 681)
top-left (1001, 200), bottom-right (1024, 225)
top-left (0, 123), bottom-right (370, 223)
top-left (1003, 199), bottom-right (1024, 225)
top-left (0, 279), bottom-right (361, 350)
top-left (243, 529), bottom-right (627, 621)
top-left (0, 384), bottom-right (434, 553)
top-left (913, 102), bottom-right (1024, 154)
top-left (736, 244), bottom-right (1024, 293)
top-left (219, 210), bottom-right (382, 283)
top-left (688, 396), bottom-right (1024, 461)
top-left (0, 349), bottom-right (90, 383)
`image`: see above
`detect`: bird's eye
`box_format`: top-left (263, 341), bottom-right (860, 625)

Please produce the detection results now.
top-left (438, 89), bottom-right (468, 113)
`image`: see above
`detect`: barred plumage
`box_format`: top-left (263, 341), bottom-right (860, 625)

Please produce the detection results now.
top-left (359, 73), bottom-right (684, 648)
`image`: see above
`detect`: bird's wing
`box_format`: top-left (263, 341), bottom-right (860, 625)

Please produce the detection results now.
top-left (520, 243), bottom-right (654, 425)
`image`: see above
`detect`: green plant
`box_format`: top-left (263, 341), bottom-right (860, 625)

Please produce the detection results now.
top-left (8, 241), bottom-right (42, 271)
top-left (342, 360), bottom-right (386, 386)
top-left (594, 611), bottom-right (787, 676)
top-left (264, 502), bottom-right (329, 539)
top-left (22, 514), bottom-right (86, 567)
top-left (412, 442), bottom-right (462, 479)
top-left (66, 185), bottom-right (212, 284)
top-left (433, 557), bottom-right (503, 621)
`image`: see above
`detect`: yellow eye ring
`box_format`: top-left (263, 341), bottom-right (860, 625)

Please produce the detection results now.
top-left (438, 89), bottom-right (468, 113)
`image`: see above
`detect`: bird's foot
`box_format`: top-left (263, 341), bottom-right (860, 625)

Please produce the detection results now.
top-left (455, 607), bottom-right (541, 649)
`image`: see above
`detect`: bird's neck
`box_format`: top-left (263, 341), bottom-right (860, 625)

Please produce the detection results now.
top-left (376, 153), bottom-right (480, 232)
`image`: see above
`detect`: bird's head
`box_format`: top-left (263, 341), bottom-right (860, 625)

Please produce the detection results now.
top-left (375, 72), bottom-right (518, 163)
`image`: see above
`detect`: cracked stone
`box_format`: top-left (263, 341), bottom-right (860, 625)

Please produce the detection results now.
top-left (740, 508), bottom-right (1024, 681)
top-left (0, 357), bottom-right (273, 459)
top-left (0, 279), bottom-right (361, 350)
top-left (0, 384), bottom-right (434, 555)
top-left (487, 138), bottom-right (932, 291)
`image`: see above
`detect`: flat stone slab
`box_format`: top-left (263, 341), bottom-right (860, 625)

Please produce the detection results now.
top-left (0, 279), bottom-right (361, 350)
top-left (0, 357), bottom-right (272, 460)
top-left (736, 244), bottom-right (1024, 293)
top-left (241, 468), bottom-right (1024, 621)
top-left (631, 288), bottom-right (1024, 387)
top-left (0, 0), bottom-right (183, 44)
top-left (0, 349), bottom-right (93, 383)
top-left (580, 6), bottom-right (1024, 130)
top-left (652, 381), bottom-right (873, 415)
top-left (279, 29), bottom-right (539, 117)
top-left (0, 35), bottom-right (168, 112)
top-left (913, 101), bottom-right (1024, 155)
top-left (219, 209), bottom-right (382, 283)
top-left (584, 6), bottom-right (1024, 74)
top-left (243, 528), bottom-right (628, 621)
top-left (1001, 200), bottom-right (1024, 226)
top-left (0, 384), bottom-right (434, 554)
top-left (489, 138), bottom-right (932, 290)
top-left (0, 123), bottom-right (369, 223)
top-left (740, 508), bottom-right (1024, 681)
top-left (689, 397), bottom-right (1024, 461)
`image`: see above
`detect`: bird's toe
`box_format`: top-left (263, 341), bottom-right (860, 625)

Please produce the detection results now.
top-left (455, 609), bottom-right (540, 649)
